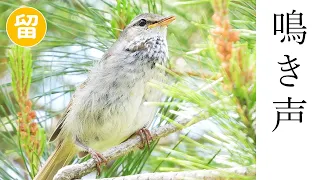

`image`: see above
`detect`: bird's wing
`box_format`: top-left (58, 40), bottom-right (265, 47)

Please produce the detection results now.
top-left (49, 79), bottom-right (89, 142)
top-left (49, 51), bottom-right (114, 142)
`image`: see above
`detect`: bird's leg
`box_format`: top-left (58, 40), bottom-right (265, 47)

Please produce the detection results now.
top-left (136, 128), bottom-right (153, 150)
top-left (75, 137), bottom-right (107, 175)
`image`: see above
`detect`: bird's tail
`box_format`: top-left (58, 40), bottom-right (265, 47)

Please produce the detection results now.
top-left (34, 140), bottom-right (77, 180)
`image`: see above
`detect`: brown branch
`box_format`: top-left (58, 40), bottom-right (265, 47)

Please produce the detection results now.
top-left (93, 166), bottom-right (256, 180)
top-left (53, 113), bottom-right (207, 180)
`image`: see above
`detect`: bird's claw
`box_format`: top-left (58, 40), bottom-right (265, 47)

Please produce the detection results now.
top-left (136, 128), bottom-right (153, 150)
top-left (88, 148), bottom-right (107, 176)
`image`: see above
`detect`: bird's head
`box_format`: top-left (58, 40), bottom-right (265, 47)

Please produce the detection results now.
top-left (107, 13), bottom-right (175, 65)
top-left (120, 13), bottom-right (175, 45)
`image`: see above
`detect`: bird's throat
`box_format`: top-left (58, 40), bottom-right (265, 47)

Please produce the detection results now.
top-left (125, 36), bottom-right (168, 66)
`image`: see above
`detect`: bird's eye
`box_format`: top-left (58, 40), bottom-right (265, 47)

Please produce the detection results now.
top-left (138, 19), bottom-right (147, 26)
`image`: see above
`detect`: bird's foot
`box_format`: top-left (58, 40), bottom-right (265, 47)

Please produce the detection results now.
top-left (88, 148), bottom-right (107, 176)
top-left (136, 128), bottom-right (153, 150)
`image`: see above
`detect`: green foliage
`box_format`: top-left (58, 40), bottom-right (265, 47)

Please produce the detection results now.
top-left (7, 46), bottom-right (33, 101)
top-left (0, 0), bottom-right (255, 179)
top-left (6, 46), bottom-right (47, 178)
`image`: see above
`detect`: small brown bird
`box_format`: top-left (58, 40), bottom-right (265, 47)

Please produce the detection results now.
top-left (34, 13), bottom-right (175, 180)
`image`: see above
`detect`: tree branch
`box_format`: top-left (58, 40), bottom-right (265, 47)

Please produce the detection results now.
top-left (54, 114), bottom-right (207, 180)
top-left (93, 166), bottom-right (256, 180)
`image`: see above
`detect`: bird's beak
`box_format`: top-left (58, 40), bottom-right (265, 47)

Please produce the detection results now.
top-left (148, 16), bottom-right (176, 29)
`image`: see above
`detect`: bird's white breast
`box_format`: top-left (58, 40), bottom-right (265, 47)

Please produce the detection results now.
top-left (65, 67), bottom-right (163, 152)
top-left (88, 79), bottom-right (146, 151)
